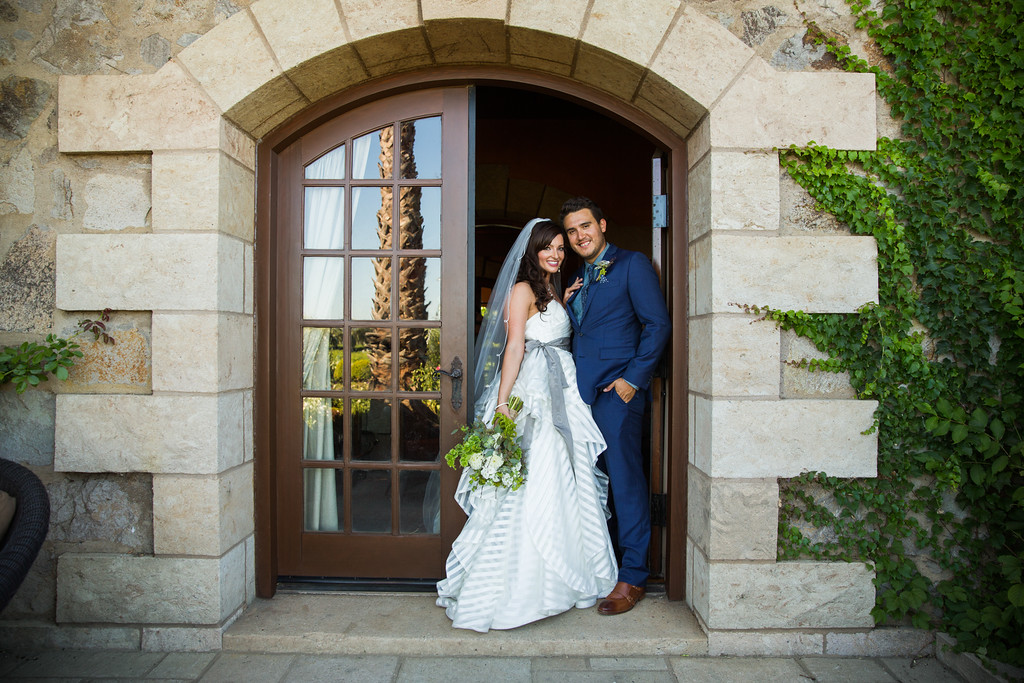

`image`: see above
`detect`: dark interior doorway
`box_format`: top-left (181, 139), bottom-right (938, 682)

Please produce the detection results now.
top-left (471, 86), bottom-right (669, 584)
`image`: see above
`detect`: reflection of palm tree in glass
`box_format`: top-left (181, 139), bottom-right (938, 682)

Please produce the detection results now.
top-left (365, 123), bottom-right (429, 391)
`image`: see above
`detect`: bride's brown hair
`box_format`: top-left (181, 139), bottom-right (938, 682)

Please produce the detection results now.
top-left (516, 219), bottom-right (563, 313)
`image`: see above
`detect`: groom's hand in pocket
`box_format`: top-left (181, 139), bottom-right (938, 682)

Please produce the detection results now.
top-left (603, 378), bottom-right (636, 404)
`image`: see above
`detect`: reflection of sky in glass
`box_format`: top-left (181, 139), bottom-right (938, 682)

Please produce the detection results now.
top-left (351, 257), bottom-right (386, 321)
top-left (403, 117), bottom-right (441, 179)
top-left (303, 257), bottom-right (344, 319)
top-left (352, 187), bottom-right (386, 250)
top-left (304, 188), bottom-right (345, 249)
top-left (305, 145), bottom-right (345, 180)
top-left (406, 257), bottom-right (440, 320)
top-left (353, 128), bottom-right (386, 179)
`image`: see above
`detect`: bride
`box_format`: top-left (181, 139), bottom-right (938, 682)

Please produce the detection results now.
top-left (436, 218), bottom-right (618, 632)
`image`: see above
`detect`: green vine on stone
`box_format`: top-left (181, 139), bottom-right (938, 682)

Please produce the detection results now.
top-left (776, 0), bottom-right (1023, 668)
top-left (0, 309), bottom-right (116, 394)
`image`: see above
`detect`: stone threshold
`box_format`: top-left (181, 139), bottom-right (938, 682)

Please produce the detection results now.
top-left (221, 591), bottom-right (708, 657)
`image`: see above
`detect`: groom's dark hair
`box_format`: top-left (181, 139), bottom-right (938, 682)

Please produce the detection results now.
top-left (559, 196), bottom-right (605, 223)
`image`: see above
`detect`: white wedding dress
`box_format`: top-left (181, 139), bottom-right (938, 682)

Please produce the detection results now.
top-left (436, 304), bottom-right (618, 632)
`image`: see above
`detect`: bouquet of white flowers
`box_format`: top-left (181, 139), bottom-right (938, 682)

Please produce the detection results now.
top-left (444, 396), bottom-right (525, 491)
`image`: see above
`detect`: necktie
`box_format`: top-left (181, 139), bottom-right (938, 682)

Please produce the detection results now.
top-left (573, 263), bottom-right (594, 319)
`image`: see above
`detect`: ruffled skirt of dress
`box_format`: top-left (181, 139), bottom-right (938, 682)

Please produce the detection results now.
top-left (436, 346), bottom-right (617, 633)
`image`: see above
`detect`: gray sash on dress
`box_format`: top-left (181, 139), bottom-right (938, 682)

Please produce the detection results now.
top-left (521, 336), bottom-right (574, 474)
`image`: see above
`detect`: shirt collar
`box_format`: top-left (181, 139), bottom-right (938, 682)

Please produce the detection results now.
top-left (588, 245), bottom-right (609, 267)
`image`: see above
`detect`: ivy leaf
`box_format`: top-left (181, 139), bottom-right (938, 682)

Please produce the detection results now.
top-left (1009, 585), bottom-right (1024, 608)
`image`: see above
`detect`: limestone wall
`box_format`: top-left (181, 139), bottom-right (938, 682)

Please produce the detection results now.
top-left (1, 0), bottom-right (889, 653)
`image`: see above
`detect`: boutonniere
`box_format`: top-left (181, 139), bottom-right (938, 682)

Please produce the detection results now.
top-left (593, 258), bottom-right (615, 282)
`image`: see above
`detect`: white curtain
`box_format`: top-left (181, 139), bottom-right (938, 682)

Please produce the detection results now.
top-left (302, 141), bottom-right (372, 531)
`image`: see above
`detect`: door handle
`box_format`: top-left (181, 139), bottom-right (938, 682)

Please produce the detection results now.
top-left (436, 356), bottom-right (463, 411)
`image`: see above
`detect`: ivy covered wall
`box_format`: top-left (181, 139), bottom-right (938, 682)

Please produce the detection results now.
top-left (772, 0), bottom-right (1024, 668)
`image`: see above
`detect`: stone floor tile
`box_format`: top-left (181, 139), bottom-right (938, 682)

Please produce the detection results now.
top-left (532, 656), bottom-right (588, 671)
top-left (589, 657), bottom-right (670, 670)
top-left (880, 657), bottom-right (966, 683)
top-left (146, 652), bottom-right (217, 679)
top-left (534, 672), bottom-right (675, 683)
top-left (5, 650), bottom-right (165, 678)
top-left (669, 656), bottom-right (807, 682)
top-left (800, 657), bottom-right (897, 682)
top-left (396, 656), bottom-right (532, 682)
top-left (197, 653), bottom-right (295, 683)
top-left (283, 655), bottom-right (400, 682)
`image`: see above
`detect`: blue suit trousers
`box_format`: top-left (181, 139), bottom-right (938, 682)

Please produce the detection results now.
top-left (591, 387), bottom-right (649, 588)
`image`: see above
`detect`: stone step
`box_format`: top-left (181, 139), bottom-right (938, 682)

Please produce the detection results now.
top-left (222, 591), bottom-right (708, 657)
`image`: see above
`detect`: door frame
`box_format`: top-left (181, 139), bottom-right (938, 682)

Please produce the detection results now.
top-left (256, 67), bottom-right (689, 599)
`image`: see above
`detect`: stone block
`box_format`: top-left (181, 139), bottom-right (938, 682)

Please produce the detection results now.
top-left (779, 171), bottom-right (847, 235)
top-left (3, 542), bottom-right (55, 619)
top-left (56, 544), bottom-right (246, 624)
top-left (650, 5), bottom-right (752, 108)
top-left (177, 10), bottom-right (286, 117)
top-left (825, 628), bottom-right (935, 657)
top-left (633, 72), bottom-right (704, 137)
top-left (286, 47), bottom-right (372, 103)
top-left (58, 62), bottom-right (222, 153)
top-left (688, 313), bottom-right (780, 397)
top-left (0, 145), bottom-right (34, 215)
top-left (151, 312), bottom-right (253, 393)
top-left (0, 385), bottom-right (55, 466)
top-left (421, 0), bottom-right (507, 21)
top-left (704, 234), bottom-right (878, 315)
top-left (686, 118), bottom-right (710, 169)
top-left (781, 329), bottom-right (857, 399)
top-left (689, 538), bottom-right (710, 624)
top-left (669, 655), bottom-right (811, 678)
top-left (424, 19), bottom-right (507, 65)
top-left (251, 0), bottom-right (348, 72)
top-left (245, 533), bottom-right (256, 604)
top-left (508, 27), bottom-right (575, 75)
top-left (0, 625), bottom-right (141, 652)
top-left (583, 0), bottom-right (681, 67)
top-left (692, 397), bottom-right (877, 478)
top-left (711, 59), bottom-right (877, 150)
top-left (340, 0), bottom-right (421, 42)
top-left (689, 235), bottom-right (710, 316)
top-left (690, 151), bottom-right (780, 240)
top-left (509, 0), bottom-right (589, 39)
top-left (153, 463), bottom-right (254, 556)
top-left (48, 472), bottom-right (153, 554)
top-left (355, 29), bottom-right (433, 78)
top-left (801, 658), bottom-right (897, 682)
top-left (152, 151), bottom-right (255, 242)
top-left (142, 626), bottom-right (225, 652)
top-left (706, 561), bottom-right (875, 629)
top-left (244, 244), bottom-right (254, 315)
top-left (221, 122), bottom-right (257, 172)
top-left (54, 392), bottom-right (245, 474)
top-left (574, 45), bottom-right (645, 101)
top-left (61, 324), bottom-right (152, 394)
top-left (688, 466), bottom-right (778, 560)
top-left (82, 172), bottom-right (150, 232)
top-left (0, 224), bottom-right (55, 333)
top-left (707, 631), bottom-right (824, 656)
top-left (56, 233), bottom-right (246, 313)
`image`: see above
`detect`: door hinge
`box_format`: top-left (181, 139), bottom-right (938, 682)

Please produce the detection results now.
top-left (650, 493), bottom-right (668, 527)
top-left (652, 194), bottom-right (667, 229)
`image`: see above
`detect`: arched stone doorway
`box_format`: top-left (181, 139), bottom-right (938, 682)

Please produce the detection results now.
top-left (55, 1), bottom-right (880, 652)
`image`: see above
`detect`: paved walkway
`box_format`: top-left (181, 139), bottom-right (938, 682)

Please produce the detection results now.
top-left (0, 649), bottom-right (969, 682)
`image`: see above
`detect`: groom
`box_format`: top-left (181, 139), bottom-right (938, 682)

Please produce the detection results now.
top-left (562, 196), bottom-right (671, 616)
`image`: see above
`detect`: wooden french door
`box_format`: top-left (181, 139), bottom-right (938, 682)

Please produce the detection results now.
top-left (272, 88), bottom-right (471, 579)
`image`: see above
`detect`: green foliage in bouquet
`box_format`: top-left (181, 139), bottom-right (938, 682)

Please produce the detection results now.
top-left (445, 396), bottom-right (526, 491)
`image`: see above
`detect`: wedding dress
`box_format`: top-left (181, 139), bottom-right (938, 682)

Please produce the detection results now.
top-left (436, 303), bottom-right (618, 632)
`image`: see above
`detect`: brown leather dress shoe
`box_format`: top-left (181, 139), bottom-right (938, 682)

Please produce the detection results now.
top-left (597, 581), bottom-right (645, 615)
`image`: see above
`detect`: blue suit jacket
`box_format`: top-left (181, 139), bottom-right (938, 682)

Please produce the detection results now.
top-left (567, 244), bottom-right (671, 405)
